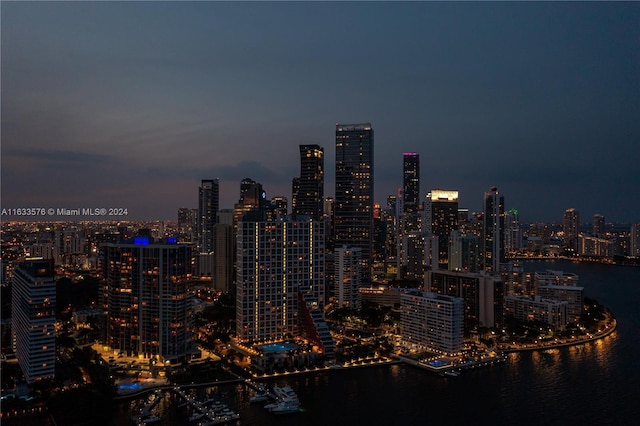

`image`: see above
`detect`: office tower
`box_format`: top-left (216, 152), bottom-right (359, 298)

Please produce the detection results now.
top-left (214, 210), bottom-right (234, 292)
top-left (101, 237), bottom-right (193, 361)
top-left (448, 230), bottom-right (480, 273)
top-left (593, 214), bottom-right (605, 238)
top-left (426, 269), bottom-right (504, 329)
top-left (400, 290), bottom-right (464, 354)
top-left (631, 224), bottom-right (640, 257)
top-left (420, 192), bottom-right (432, 236)
top-left (458, 208), bottom-right (469, 231)
top-left (267, 196), bottom-right (288, 221)
top-left (563, 208), bottom-right (580, 253)
top-left (198, 179), bottom-right (219, 276)
top-left (236, 216), bottom-right (325, 342)
top-left (12, 259), bottom-right (56, 383)
top-left (55, 227), bottom-right (86, 266)
top-left (293, 144), bottom-right (324, 220)
top-left (178, 207), bottom-right (197, 243)
top-left (483, 187), bottom-right (505, 273)
top-left (335, 123), bottom-right (374, 280)
top-left (430, 190), bottom-right (459, 268)
top-left (335, 246), bottom-right (362, 309)
top-left (234, 178), bottom-right (266, 224)
top-left (401, 231), bottom-right (425, 281)
top-left (403, 152), bottom-right (420, 214)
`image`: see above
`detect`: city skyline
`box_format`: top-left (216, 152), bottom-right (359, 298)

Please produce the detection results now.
top-left (2, 2), bottom-right (639, 223)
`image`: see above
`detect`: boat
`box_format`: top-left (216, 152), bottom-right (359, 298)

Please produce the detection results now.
top-left (272, 385), bottom-right (299, 403)
top-left (249, 385), bottom-right (269, 402)
top-left (444, 370), bottom-right (460, 377)
top-left (189, 412), bottom-right (205, 422)
top-left (131, 414), bottom-right (162, 425)
top-left (267, 399), bottom-right (300, 415)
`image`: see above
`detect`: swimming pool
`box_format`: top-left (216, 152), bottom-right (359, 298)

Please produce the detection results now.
top-left (118, 382), bottom-right (142, 391)
top-left (427, 359), bottom-right (451, 368)
top-left (259, 342), bottom-right (298, 353)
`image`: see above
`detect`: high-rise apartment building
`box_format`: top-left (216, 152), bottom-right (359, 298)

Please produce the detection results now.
top-left (101, 238), bottom-right (194, 362)
top-left (198, 179), bottom-right (219, 276)
top-left (483, 187), bottom-right (505, 273)
top-left (402, 152), bottom-right (420, 215)
top-left (430, 190), bottom-right (459, 268)
top-left (335, 246), bottom-right (362, 310)
top-left (563, 208), bottom-right (580, 253)
top-left (400, 290), bottom-right (464, 354)
top-left (504, 208), bottom-right (522, 253)
top-left (593, 214), bottom-right (605, 238)
top-left (426, 269), bottom-right (504, 329)
top-left (293, 145), bottom-right (324, 220)
top-left (12, 259), bottom-right (56, 383)
top-left (236, 217), bottom-right (325, 342)
top-left (178, 207), bottom-right (197, 244)
top-left (335, 123), bottom-right (374, 280)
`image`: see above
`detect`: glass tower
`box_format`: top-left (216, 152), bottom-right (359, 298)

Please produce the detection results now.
top-left (335, 123), bottom-right (374, 280)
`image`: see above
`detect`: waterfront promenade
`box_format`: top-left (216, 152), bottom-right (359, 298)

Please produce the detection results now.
top-left (497, 317), bottom-right (617, 353)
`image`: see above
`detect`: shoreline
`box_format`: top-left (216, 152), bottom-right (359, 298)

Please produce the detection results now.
top-left (498, 318), bottom-right (617, 353)
top-left (113, 320), bottom-right (618, 400)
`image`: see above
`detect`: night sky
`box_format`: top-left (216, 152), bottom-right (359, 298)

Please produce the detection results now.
top-left (2, 2), bottom-right (639, 223)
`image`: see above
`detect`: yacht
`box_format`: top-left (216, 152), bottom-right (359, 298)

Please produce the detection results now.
top-left (267, 399), bottom-right (300, 415)
top-left (272, 385), bottom-right (299, 403)
top-left (249, 383), bottom-right (269, 402)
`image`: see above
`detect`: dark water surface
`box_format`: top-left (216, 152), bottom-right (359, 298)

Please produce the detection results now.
top-left (113, 260), bottom-right (640, 425)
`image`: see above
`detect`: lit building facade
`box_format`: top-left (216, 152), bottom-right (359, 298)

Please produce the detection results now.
top-left (12, 259), bottom-right (56, 383)
top-left (400, 290), bottom-right (464, 354)
top-left (402, 152), bottom-right (420, 215)
top-left (236, 217), bottom-right (325, 342)
top-left (335, 245), bottom-right (362, 309)
top-left (504, 296), bottom-right (568, 330)
top-left (335, 123), bottom-right (374, 280)
top-left (430, 190), bottom-right (459, 268)
top-left (198, 179), bottom-right (219, 276)
top-left (293, 144), bottom-right (324, 220)
top-left (101, 238), bottom-right (194, 362)
top-left (426, 269), bottom-right (504, 329)
top-left (483, 187), bottom-right (505, 273)
top-left (563, 208), bottom-right (580, 253)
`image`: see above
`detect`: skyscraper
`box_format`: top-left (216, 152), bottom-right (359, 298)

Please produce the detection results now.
top-left (101, 237), bottom-right (194, 361)
top-left (293, 144), bottom-right (324, 220)
top-left (214, 210), bottom-right (234, 292)
top-left (335, 246), bottom-right (362, 310)
top-left (12, 258), bottom-right (56, 383)
top-left (400, 290), bottom-right (464, 354)
top-left (430, 190), bottom-right (459, 268)
top-left (233, 178), bottom-right (266, 223)
top-left (563, 208), bottom-right (580, 253)
top-left (198, 179), bottom-right (219, 276)
top-left (335, 123), bottom-right (374, 280)
top-left (593, 214), bottom-right (605, 238)
top-left (483, 186), bottom-right (505, 273)
top-left (236, 217), bottom-right (325, 342)
top-left (402, 152), bottom-right (420, 215)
